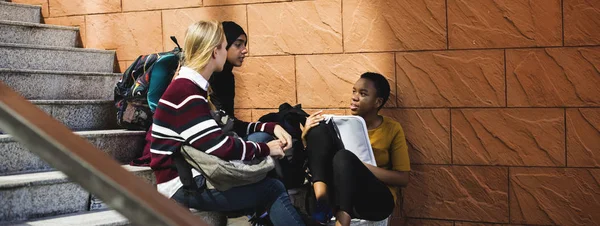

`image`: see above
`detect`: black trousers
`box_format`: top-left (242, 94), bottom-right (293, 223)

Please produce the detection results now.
top-left (305, 123), bottom-right (394, 221)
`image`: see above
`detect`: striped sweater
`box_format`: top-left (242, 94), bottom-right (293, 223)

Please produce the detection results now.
top-left (150, 66), bottom-right (275, 197)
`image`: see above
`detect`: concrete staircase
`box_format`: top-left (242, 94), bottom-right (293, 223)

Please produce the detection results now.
top-left (0, 1), bottom-right (151, 225)
top-left (0, 2), bottom-right (389, 225)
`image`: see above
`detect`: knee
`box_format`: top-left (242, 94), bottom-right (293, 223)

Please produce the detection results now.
top-left (263, 177), bottom-right (287, 194)
top-left (332, 150), bottom-right (355, 172)
top-left (305, 123), bottom-right (329, 141)
top-left (247, 132), bottom-right (273, 143)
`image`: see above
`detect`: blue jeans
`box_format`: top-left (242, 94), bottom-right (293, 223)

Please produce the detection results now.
top-left (172, 132), bottom-right (304, 225)
top-left (172, 177), bottom-right (305, 226)
top-left (246, 131), bottom-right (273, 143)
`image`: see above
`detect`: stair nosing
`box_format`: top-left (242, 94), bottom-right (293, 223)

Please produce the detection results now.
top-left (0, 1), bottom-right (42, 9)
top-left (0, 165), bottom-right (151, 189)
top-left (0, 42), bottom-right (115, 54)
top-left (30, 99), bottom-right (114, 105)
top-left (0, 19), bottom-right (78, 31)
top-left (0, 68), bottom-right (120, 76)
top-left (13, 210), bottom-right (127, 226)
top-left (0, 129), bottom-right (146, 142)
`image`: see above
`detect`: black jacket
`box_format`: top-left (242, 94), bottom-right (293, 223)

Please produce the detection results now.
top-left (209, 62), bottom-right (236, 118)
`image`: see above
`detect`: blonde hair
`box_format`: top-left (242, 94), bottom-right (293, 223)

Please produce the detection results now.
top-left (182, 20), bottom-right (226, 73)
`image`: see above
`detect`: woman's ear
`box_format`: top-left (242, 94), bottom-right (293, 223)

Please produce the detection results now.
top-left (376, 97), bottom-right (384, 109)
top-left (211, 47), bottom-right (218, 59)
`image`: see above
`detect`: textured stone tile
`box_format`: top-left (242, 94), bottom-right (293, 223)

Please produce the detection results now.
top-left (233, 56), bottom-right (296, 108)
top-left (86, 11), bottom-right (162, 61)
top-left (448, 0), bottom-right (562, 49)
top-left (453, 109), bottom-right (565, 166)
top-left (396, 50), bottom-right (505, 107)
top-left (0, 131), bottom-right (146, 175)
top-left (247, 0), bottom-right (342, 55)
top-left (35, 101), bottom-right (118, 131)
top-left (510, 168), bottom-right (600, 225)
top-left (0, 1), bottom-right (41, 23)
top-left (162, 6), bottom-right (246, 51)
top-left (0, 70), bottom-right (118, 100)
top-left (567, 108), bottom-right (600, 167)
top-left (0, 44), bottom-right (115, 73)
top-left (204, 0), bottom-right (289, 6)
top-left (0, 140), bottom-right (50, 175)
top-left (252, 109), bottom-right (277, 122)
top-left (507, 47), bottom-right (600, 107)
top-left (89, 134), bottom-right (145, 164)
top-left (44, 16), bottom-right (86, 47)
top-left (296, 53), bottom-right (395, 108)
top-left (381, 109), bottom-right (450, 164)
top-left (122, 0), bottom-right (201, 11)
top-left (12, 0), bottom-right (48, 17)
top-left (343, 0), bottom-right (446, 52)
top-left (564, 0), bottom-right (600, 46)
top-left (0, 182), bottom-right (88, 222)
top-left (235, 109), bottom-right (253, 122)
top-left (0, 21), bottom-right (78, 48)
top-left (49, 0), bottom-right (121, 17)
top-left (404, 165), bottom-right (509, 222)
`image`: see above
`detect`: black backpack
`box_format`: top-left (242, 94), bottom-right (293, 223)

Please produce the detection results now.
top-left (114, 36), bottom-right (182, 130)
top-left (258, 103), bottom-right (310, 189)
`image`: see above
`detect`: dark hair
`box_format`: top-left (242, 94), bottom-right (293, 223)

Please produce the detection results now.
top-left (360, 72), bottom-right (390, 110)
top-left (222, 21), bottom-right (246, 50)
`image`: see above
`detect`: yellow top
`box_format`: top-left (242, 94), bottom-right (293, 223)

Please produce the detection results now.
top-left (368, 116), bottom-right (410, 203)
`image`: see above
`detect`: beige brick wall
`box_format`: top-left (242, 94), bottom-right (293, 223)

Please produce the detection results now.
top-left (13, 0), bottom-right (600, 225)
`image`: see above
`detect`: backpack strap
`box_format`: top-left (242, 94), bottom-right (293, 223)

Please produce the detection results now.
top-left (170, 36), bottom-right (182, 52)
top-left (172, 151), bottom-right (203, 195)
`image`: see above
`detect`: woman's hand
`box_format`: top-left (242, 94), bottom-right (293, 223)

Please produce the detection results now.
top-left (300, 110), bottom-right (324, 147)
top-left (267, 140), bottom-right (285, 159)
top-left (273, 125), bottom-right (293, 151)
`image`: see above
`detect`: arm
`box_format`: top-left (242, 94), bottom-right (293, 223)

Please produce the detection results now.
top-left (153, 83), bottom-right (270, 161)
top-left (233, 116), bottom-right (293, 151)
top-left (363, 163), bottom-right (410, 187)
top-left (367, 124), bottom-right (411, 187)
top-left (232, 118), bottom-right (276, 138)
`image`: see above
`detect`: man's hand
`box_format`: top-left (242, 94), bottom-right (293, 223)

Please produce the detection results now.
top-left (267, 140), bottom-right (285, 159)
top-left (273, 125), bottom-right (293, 151)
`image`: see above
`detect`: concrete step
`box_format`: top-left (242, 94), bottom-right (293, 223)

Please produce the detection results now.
top-left (0, 130), bottom-right (146, 176)
top-left (0, 43), bottom-right (115, 73)
top-left (0, 165), bottom-right (153, 223)
top-left (0, 1), bottom-right (40, 23)
top-left (13, 210), bottom-right (128, 226)
top-left (0, 20), bottom-right (79, 47)
top-left (13, 209), bottom-right (232, 226)
top-left (32, 100), bottom-right (118, 131)
top-left (0, 69), bottom-right (120, 100)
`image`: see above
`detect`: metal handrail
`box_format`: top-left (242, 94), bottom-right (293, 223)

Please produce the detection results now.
top-left (0, 82), bottom-right (206, 226)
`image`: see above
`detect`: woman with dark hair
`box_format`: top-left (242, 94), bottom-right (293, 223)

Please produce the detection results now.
top-left (150, 20), bottom-right (304, 226)
top-left (302, 72), bottom-right (410, 226)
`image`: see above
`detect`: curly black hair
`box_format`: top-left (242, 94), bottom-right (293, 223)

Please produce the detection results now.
top-left (360, 72), bottom-right (390, 110)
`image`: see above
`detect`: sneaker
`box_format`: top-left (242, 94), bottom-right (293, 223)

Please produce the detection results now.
top-left (312, 200), bottom-right (333, 225)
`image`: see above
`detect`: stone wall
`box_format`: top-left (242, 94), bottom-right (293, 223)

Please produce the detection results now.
top-left (12, 0), bottom-right (600, 225)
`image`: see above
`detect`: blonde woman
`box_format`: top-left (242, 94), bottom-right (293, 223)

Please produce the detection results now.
top-left (149, 21), bottom-right (305, 226)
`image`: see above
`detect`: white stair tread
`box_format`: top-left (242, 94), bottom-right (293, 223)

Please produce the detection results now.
top-left (0, 19), bottom-right (78, 30)
top-left (0, 129), bottom-right (146, 141)
top-left (16, 210), bottom-right (127, 226)
top-left (0, 165), bottom-right (150, 188)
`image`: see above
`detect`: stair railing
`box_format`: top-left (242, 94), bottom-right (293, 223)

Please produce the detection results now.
top-left (0, 81), bottom-right (206, 226)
